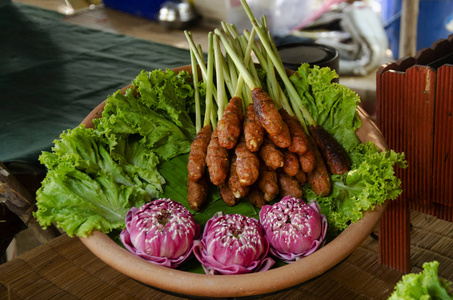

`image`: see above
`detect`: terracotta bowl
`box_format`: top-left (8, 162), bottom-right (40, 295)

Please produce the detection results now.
top-left (79, 65), bottom-right (388, 298)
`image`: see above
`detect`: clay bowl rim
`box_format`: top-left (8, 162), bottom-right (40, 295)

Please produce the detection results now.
top-left (79, 65), bottom-right (388, 298)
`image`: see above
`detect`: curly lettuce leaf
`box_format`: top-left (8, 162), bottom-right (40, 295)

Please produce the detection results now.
top-left (133, 69), bottom-right (196, 140)
top-left (36, 69), bottom-right (195, 237)
top-left (95, 88), bottom-right (192, 161)
top-left (36, 165), bottom-right (148, 237)
top-left (388, 261), bottom-right (453, 300)
top-left (290, 64), bottom-right (362, 151)
top-left (305, 142), bottom-right (407, 235)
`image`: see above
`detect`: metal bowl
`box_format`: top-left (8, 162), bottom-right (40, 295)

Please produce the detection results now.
top-left (158, 1), bottom-right (197, 30)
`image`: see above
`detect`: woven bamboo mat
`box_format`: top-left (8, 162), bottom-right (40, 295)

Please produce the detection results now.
top-left (1, 210), bottom-right (452, 300)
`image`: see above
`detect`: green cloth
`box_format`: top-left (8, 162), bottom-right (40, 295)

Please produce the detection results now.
top-left (0, 3), bottom-right (191, 167)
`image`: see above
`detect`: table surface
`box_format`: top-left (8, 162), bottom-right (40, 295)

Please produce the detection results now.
top-left (1, 210), bottom-right (452, 299)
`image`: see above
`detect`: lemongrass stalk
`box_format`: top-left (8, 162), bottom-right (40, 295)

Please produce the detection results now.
top-left (214, 34), bottom-right (228, 119)
top-left (239, 0), bottom-right (316, 126)
top-left (265, 52), bottom-right (303, 126)
top-left (204, 32), bottom-right (216, 128)
top-left (242, 29), bottom-right (269, 74)
top-left (190, 47), bottom-right (202, 132)
top-left (185, 31), bottom-right (209, 81)
top-left (265, 55), bottom-right (281, 107)
top-left (184, 31), bottom-right (218, 104)
top-left (215, 25), bottom-right (235, 96)
top-left (220, 23), bottom-right (251, 109)
top-left (214, 28), bottom-right (258, 90)
top-left (221, 23), bottom-right (254, 104)
top-left (221, 21), bottom-right (236, 46)
top-left (234, 29), bottom-right (256, 99)
top-left (220, 54), bottom-right (235, 97)
top-left (220, 24), bottom-right (258, 94)
top-left (228, 55), bottom-right (238, 94)
top-left (261, 36), bottom-right (299, 121)
top-left (197, 44), bottom-right (204, 62)
top-left (237, 35), bottom-right (261, 88)
top-left (221, 23), bottom-right (244, 93)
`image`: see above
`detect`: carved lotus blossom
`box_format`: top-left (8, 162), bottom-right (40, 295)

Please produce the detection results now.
top-left (193, 212), bottom-right (275, 275)
top-left (120, 198), bottom-right (200, 268)
top-left (259, 196), bottom-right (327, 263)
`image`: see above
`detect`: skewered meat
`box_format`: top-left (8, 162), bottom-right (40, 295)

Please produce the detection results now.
top-left (309, 125), bottom-right (351, 175)
top-left (307, 136), bottom-right (332, 197)
top-left (252, 87), bottom-right (285, 136)
top-left (299, 147), bottom-right (316, 174)
top-left (294, 169), bottom-right (307, 187)
top-left (206, 129), bottom-right (229, 185)
top-left (282, 150), bottom-right (299, 177)
top-left (217, 96), bottom-right (243, 149)
top-left (243, 103), bottom-right (265, 152)
top-left (277, 171), bottom-right (303, 198)
top-left (219, 182), bottom-right (238, 206)
top-left (258, 165), bottom-right (279, 202)
top-left (259, 139), bottom-right (284, 170)
top-left (267, 124), bottom-right (291, 148)
top-left (187, 174), bottom-right (209, 211)
top-left (187, 124), bottom-right (212, 181)
top-left (247, 185), bottom-right (266, 208)
top-left (235, 136), bottom-right (260, 186)
top-left (279, 109), bottom-right (309, 155)
top-left (228, 155), bottom-right (249, 198)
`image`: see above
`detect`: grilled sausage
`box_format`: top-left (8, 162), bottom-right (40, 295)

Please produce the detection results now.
top-left (228, 155), bottom-right (249, 198)
top-left (267, 123), bottom-right (291, 148)
top-left (247, 185), bottom-right (266, 208)
top-left (299, 149), bottom-right (316, 174)
top-left (294, 169), bottom-right (307, 187)
top-left (206, 129), bottom-right (229, 185)
top-left (187, 124), bottom-right (212, 181)
top-left (219, 182), bottom-right (238, 206)
top-left (279, 109), bottom-right (309, 155)
top-left (217, 96), bottom-right (243, 149)
top-left (259, 138), bottom-right (284, 170)
top-left (282, 149), bottom-right (300, 177)
top-left (307, 135), bottom-right (332, 197)
top-left (235, 137), bottom-right (260, 186)
top-left (252, 87), bottom-right (285, 136)
top-left (277, 171), bottom-right (303, 199)
top-left (309, 125), bottom-right (351, 175)
top-left (187, 174), bottom-right (209, 211)
top-left (243, 103), bottom-right (265, 152)
top-left (258, 165), bottom-right (279, 202)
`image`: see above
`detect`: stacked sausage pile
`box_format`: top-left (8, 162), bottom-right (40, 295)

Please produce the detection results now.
top-left (186, 87), bottom-right (333, 211)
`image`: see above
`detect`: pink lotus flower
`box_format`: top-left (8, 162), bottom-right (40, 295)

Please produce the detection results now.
top-left (259, 196), bottom-right (327, 263)
top-left (120, 198), bottom-right (200, 268)
top-left (193, 212), bottom-right (275, 275)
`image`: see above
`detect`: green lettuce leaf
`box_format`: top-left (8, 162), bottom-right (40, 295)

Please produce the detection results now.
top-left (133, 69), bottom-right (196, 140)
top-left (36, 165), bottom-right (148, 237)
top-left (35, 69), bottom-right (195, 237)
top-left (290, 64), bottom-right (362, 151)
top-left (388, 261), bottom-right (453, 300)
top-left (95, 87), bottom-right (192, 161)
